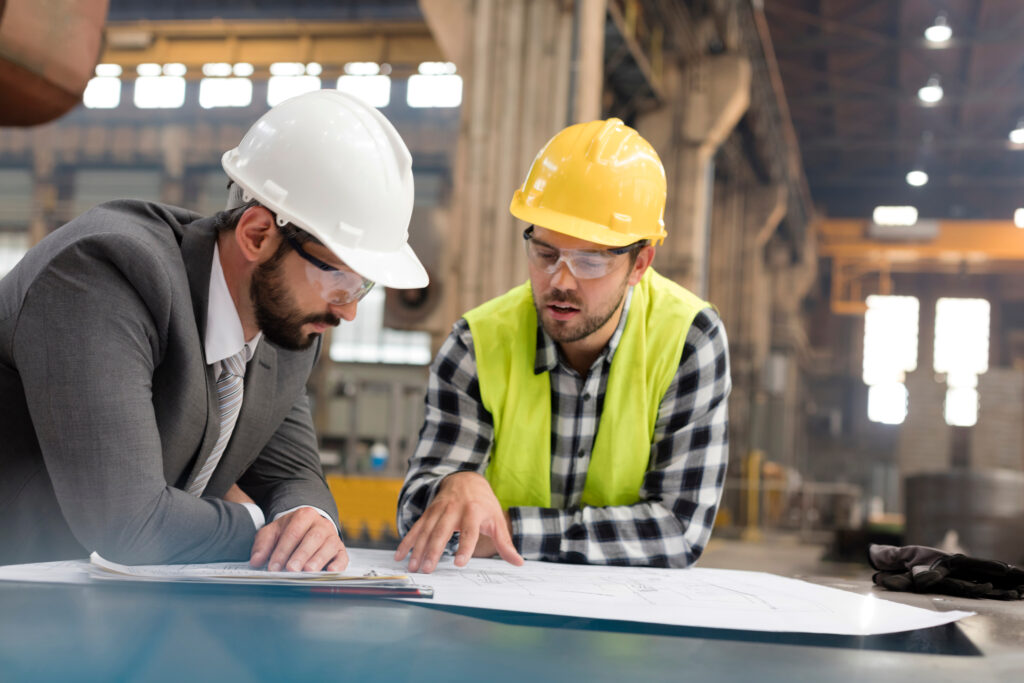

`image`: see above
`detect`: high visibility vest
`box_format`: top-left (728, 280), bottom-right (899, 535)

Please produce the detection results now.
top-left (464, 268), bottom-right (709, 508)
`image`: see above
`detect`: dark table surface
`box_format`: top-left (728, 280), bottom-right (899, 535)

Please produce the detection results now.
top-left (0, 569), bottom-right (1021, 682)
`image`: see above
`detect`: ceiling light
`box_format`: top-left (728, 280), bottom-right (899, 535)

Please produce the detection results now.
top-left (1015, 209), bottom-right (1024, 228)
top-left (1009, 119), bottom-right (1024, 145)
top-left (873, 206), bottom-right (919, 226)
top-left (136, 63), bottom-right (162, 77)
top-left (906, 170), bottom-right (929, 187)
top-left (202, 63), bottom-right (232, 78)
top-left (94, 64), bottom-right (122, 78)
top-left (918, 75), bottom-right (943, 104)
top-left (924, 12), bottom-right (953, 44)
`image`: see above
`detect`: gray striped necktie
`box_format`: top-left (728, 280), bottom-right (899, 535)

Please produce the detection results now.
top-left (188, 350), bottom-right (247, 496)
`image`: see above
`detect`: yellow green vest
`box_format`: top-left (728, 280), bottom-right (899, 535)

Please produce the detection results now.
top-left (463, 268), bottom-right (709, 509)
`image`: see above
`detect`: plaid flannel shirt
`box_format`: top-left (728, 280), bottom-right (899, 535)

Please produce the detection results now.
top-left (397, 290), bottom-right (731, 567)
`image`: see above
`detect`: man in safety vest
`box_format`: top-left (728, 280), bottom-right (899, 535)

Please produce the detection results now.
top-left (395, 118), bottom-right (731, 573)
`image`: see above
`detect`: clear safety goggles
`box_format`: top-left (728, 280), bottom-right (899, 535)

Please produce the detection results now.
top-left (522, 226), bottom-right (645, 280)
top-left (281, 231), bottom-right (375, 306)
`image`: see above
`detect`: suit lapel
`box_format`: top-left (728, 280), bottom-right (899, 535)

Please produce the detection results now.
top-left (180, 215), bottom-right (220, 345)
top-left (179, 217), bottom-right (225, 491)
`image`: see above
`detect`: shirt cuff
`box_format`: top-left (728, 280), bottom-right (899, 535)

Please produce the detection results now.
top-left (273, 505), bottom-right (340, 536)
top-left (509, 506), bottom-right (569, 560)
top-left (241, 502), bottom-right (266, 530)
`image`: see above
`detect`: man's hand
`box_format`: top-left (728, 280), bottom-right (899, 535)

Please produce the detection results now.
top-left (250, 507), bottom-right (348, 572)
top-left (394, 472), bottom-right (523, 573)
top-left (223, 484), bottom-right (255, 505)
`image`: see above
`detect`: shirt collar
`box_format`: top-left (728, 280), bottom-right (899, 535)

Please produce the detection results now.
top-left (534, 287), bottom-right (633, 375)
top-left (205, 243), bottom-right (261, 366)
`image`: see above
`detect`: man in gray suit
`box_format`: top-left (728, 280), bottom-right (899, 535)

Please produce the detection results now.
top-left (0, 90), bottom-right (428, 568)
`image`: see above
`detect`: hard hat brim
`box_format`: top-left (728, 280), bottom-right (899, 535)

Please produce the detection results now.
top-left (326, 240), bottom-right (429, 290)
top-left (510, 197), bottom-right (665, 248)
top-left (223, 160), bottom-right (429, 290)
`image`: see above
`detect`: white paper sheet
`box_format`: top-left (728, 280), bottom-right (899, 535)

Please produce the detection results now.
top-left (87, 553), bottom-right (411, 586)
top-left (0, 554), bottom-right (423, 594)
top-left (345, 548), bottom-right (976, 636)
top-left (0, 559), bottom-right (91, 584)
top-left (0, 549), bottom-right (975, 636)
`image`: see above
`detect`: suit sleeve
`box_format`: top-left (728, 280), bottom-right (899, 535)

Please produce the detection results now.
top-left (12, 238), bottom-right (257, 564)
top-left (236, 384), bottom-right (340, 530)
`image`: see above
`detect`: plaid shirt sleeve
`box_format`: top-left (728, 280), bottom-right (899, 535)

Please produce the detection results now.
top-left (396, 319), bottom-right (493, 538)
top-left (510, 309), bottom-right (731, 568)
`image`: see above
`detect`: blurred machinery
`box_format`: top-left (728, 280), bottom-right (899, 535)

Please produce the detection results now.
top-left (905, 470), bottom-right (1024, 565)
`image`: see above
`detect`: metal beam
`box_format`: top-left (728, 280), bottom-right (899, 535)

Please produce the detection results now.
top-left (787, 91), bottom-right (1019, 106)
top-left (809, 174), bottom-right (1024, 188)
top-left (776, 34), bottom-right (1024, 52)
top-left (101, 19), bottom-right (442, 76)
top-left (772, 5), bottom-right (1024, 54)
top-left (776, 59), bottom-right (900, 98)
top-left (801, 137), bottom-right (1024, 152)
top-left (605, 0), bottom-right (665, 103)
top-left (819, 218), bottom-right (1024, 262)
top-left (764, 3), bottom-right (893, 46)
top-left (818, 217), bottom-right (1024, 313)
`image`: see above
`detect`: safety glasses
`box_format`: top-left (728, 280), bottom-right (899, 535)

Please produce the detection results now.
top-left (280, 231), bottom-right (375, 306)
top-left (522, 226), bottom-right (643, 280)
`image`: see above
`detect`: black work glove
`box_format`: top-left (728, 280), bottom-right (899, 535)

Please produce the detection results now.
top-left (869, 544), bottom-right (1024, 600)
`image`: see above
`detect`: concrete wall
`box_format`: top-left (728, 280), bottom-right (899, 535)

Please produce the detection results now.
top-left (897, 371), bottom-right (952, 477)
top-left (973, 369), bottom-right (1024, 471)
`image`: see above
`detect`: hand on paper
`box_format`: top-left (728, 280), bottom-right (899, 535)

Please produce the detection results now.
top-left (249, 506), bottom-right (348, 572)
top-left (223, 484), bottom-right (255, 505)
top-left (471, 533), bottom-right (500, 559)
top-left (394, 471), bottom-right (523, 573)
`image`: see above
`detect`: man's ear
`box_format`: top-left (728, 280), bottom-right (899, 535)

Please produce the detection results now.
top-left (234, 206), bottom-right (278, 264)
top-left (627, 245), bottom-right (656, 286)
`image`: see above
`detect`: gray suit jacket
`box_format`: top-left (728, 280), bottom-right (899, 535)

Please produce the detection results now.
top-left (0, 200), bottom-right (339, 565)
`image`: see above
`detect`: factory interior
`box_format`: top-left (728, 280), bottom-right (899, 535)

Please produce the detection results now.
top-left (2, 0), bottom-right (1024, 677)
top-left (4, 0), bottom-right (1024, 567)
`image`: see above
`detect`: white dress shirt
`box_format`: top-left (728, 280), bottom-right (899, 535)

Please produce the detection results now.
top-left (206, 244), bottom-right (335, 532)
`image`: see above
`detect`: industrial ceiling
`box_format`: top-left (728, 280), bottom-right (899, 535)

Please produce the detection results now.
top-left (764, 0), bottom-right (1024, 223)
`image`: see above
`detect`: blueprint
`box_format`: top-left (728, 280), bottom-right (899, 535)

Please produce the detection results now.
top-left (346, 548), bottom-right (974, 636)
top-left (0, 548), bottom-right (974, 636)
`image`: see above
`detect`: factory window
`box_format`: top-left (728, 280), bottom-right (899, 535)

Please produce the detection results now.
top-left (863, 295), bottom-right (919, 424)
top-left (72, 170), bottom-right (162, 217)
top-left (934, 298), bottom-right (990, 427)
top-left (407, 62), bottom-right (462, 108)
top-left (194, 172), bottom-right (232, 217)
top-left (267, 62), bottom-right (322, 106)
top-left (199, 63), bottom-right (253, 108)
top-left (329, 287), bottom-right (431, 365)
top-left (336, 62), bottom-right (391, 108)
top-left (0, 231), bottom-right (29, 279)
top-left (83, 64), bottom-right (122, 109)
top-left (414, 171), bottom-right (445, 206)
top-left (0, 169), bottom-right (33, 229)
top-left (134, 63), bottom-right (187, 109)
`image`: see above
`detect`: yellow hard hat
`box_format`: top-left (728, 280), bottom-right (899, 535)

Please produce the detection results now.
top-left (509, 118), bottom-right (667, 247)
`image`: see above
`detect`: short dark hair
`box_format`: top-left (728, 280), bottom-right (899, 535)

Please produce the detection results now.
top-left (214, 198), bottom-right (260, 233)
top-left (626, 240), bottom-right (649, 267)
top-left (215, 199), bottom-right (321, 247)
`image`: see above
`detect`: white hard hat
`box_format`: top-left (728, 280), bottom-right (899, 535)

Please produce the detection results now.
top-left (222, 89), bottom-right (428, 289)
